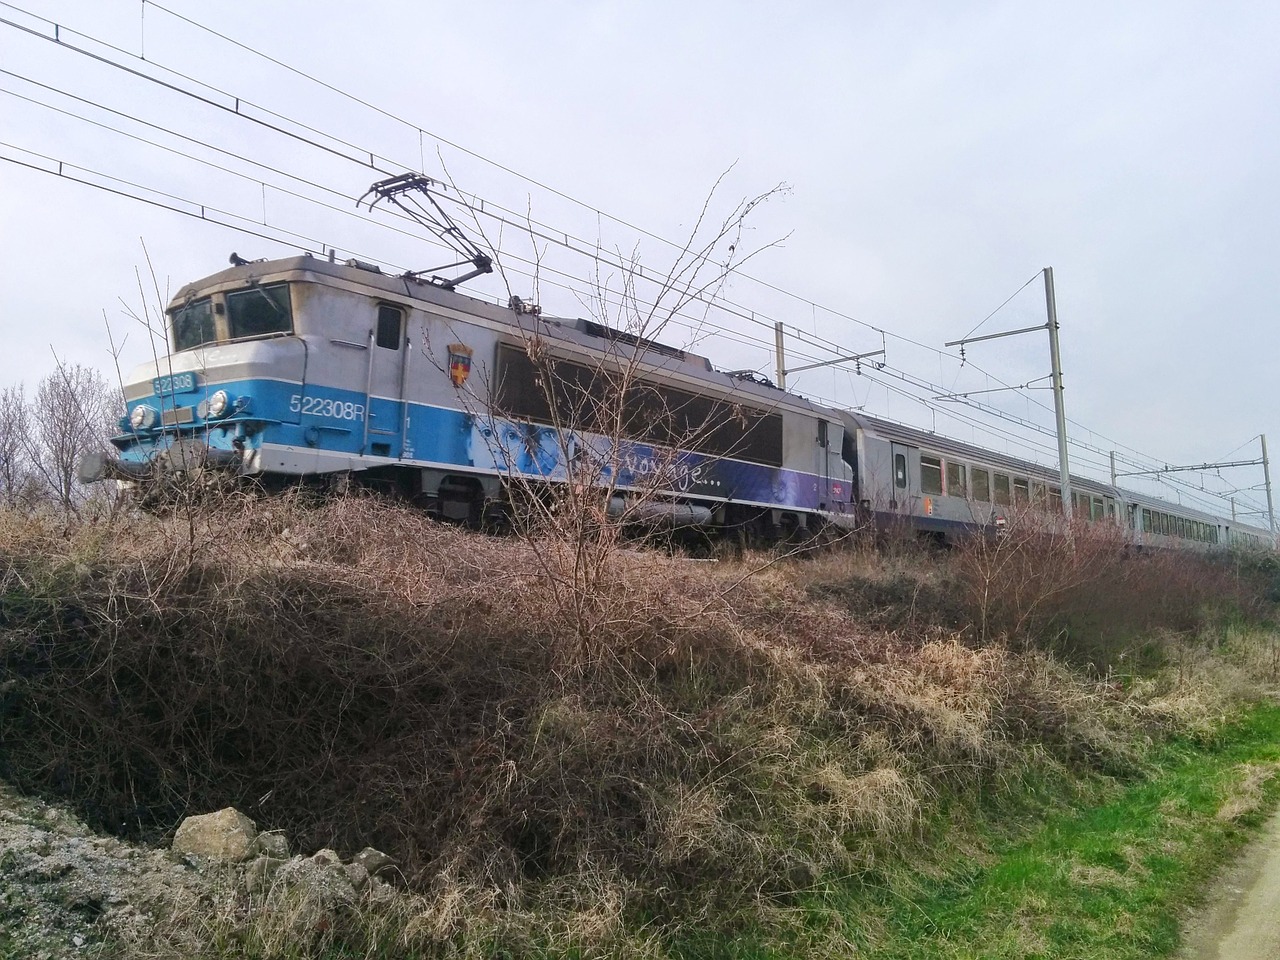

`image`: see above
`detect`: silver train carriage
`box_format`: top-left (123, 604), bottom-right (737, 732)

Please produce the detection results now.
top-left (842, 413), bottom-right (1274, 549)
top-left (83, 254), bottom-right (859, 537)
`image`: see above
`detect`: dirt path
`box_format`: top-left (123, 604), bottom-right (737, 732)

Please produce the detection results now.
top-left (1178, 808), bottom-right (1280, 959)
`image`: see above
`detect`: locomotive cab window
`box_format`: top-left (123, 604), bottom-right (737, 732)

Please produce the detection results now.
top-left (171, 297), bottom-right (216, 351)
top-left (920, 454), bottom-right (943, 495)
top-left (376, 305), bottom-right (403, 349)
top-left (226, 283), bottom-right (292, 341)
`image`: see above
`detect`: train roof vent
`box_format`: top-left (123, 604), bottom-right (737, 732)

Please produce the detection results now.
top-left (725, 370), bottom-right (779, 389)
top-left (579, 319), bottom-right (691, 362)
top-left (345, 258), bottom-right (384, 274)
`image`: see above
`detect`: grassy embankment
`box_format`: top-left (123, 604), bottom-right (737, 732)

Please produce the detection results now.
top-left (1, 495), bottom-right (1278, 958)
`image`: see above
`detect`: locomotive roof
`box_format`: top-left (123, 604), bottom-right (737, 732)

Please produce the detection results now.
top-left (170, 255), bottom-right (832, 419)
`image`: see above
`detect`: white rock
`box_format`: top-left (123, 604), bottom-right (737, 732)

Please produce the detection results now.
top-left (171, 808), bottom-right (258, 862)
top-left (351, 846), bottom-right (396, 877)
top-left (308, 847), bottom-right (342, 867)
top-left (342, 862), bottom-right (369, 892)
top-left (251, 830), bottom-right (289, 859)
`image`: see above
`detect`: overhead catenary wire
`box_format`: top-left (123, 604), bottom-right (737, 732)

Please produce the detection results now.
top-left (3, 125), bottom-right (1256, 519)
top-left (5, 97), bottom-right (1249, 519)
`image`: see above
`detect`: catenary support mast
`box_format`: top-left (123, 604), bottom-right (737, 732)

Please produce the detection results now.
top-left (1264, 433), bottom-right (1276, 542)
top-left (1044, 267), bottom-right (1072, 520)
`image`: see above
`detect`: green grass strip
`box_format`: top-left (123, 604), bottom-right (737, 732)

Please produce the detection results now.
top-left (684, 703), bottom-right (1280, 960)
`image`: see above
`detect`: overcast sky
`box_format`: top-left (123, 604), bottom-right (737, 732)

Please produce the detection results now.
top-left (1, 0), bottom-right (1276, 523)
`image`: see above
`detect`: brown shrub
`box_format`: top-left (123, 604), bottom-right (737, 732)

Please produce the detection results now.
top-left (0, 494), bottom-right (1253, 948)
top-left (948, 510), bottom-right (1265, 664)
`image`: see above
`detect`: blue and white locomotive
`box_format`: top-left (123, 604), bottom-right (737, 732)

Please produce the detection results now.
top-left (84, 251), bottom-right (858, 538)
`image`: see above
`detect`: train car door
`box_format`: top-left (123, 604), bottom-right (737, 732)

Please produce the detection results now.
top-left (364, 303), bottom-right (410, 459)
top-left (821, 420), bottom-right (853, 513)
top-left (817, 420), bottom-right (832, 506)
top-left (889, 442), bottom-right (913, 511)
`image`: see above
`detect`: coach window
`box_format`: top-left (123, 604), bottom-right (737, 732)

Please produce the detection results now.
top-left (947, 461), bottom-right (967, 498)
top-left (993, 473), bottom-right (1011, 506)
top-left (1092, 498), bottom-right (1105, 521)
top-left (1030, 481), bottom-right (1046, 506)
top-left (972, 467), bottom-right (990, 502)
top-left (1075, 492), bottom-right (1091, 520)
top-left (920, 454), bottom-right (943, 495)
top-left (376, 305), bottom-right (403, 349)
top-left (1013, 477), bottom-right (1029, 504)
top-left (171, 296), bottom-right (215, 351)
top-left (894, 454), bottom-right (908, 489)
top-left (226, 282), bottom-right (292, 341)
top-left (1048, 488), bottom-right (1062, 512)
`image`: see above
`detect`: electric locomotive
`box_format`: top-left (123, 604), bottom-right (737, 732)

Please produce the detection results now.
top-left (82, 251), bottom-right (860, 538)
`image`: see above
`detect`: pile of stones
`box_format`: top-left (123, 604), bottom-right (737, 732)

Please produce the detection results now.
top-left (171, 806), bottom-right (399, 909)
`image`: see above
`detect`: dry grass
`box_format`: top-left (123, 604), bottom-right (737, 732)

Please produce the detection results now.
top-left (1216, 762), bottom-right (1280, 822)
top-left (0, 492), bottom-right (1275, 956)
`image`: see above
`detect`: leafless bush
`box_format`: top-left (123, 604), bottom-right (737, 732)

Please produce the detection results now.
top-left (23, 361), bottom-right (119, 515)
top-left (0, 361), bottom-right (121, 517)
top-left (947, 507), bottom-right (1263, 664)
top-left (445, 176), bottom-right (792, 670)
top-left (0, 385), bottom-right (34, 507)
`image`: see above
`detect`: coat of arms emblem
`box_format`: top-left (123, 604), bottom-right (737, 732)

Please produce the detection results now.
top-left (447, 343), bottom-right (473, 388)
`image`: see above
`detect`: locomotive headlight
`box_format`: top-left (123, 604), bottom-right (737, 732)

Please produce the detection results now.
top-left (129, 405), bottom-right (158, 430)
top-left (207, 389), bottom-right (230, 418)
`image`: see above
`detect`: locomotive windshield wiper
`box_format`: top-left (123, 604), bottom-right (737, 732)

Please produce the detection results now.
top-left (246, 281), bottom-right (286, 317)
top-left (358, 173), bottom-right (494, 290)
